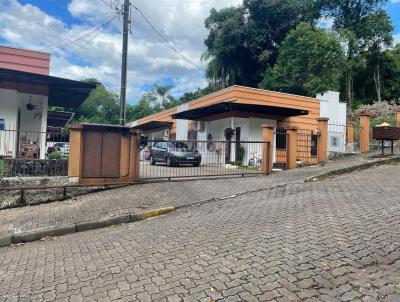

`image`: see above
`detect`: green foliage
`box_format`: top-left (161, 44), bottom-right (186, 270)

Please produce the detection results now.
top-left (236, 145), bottom-right (245, 163)
top-left (203, 0), bottom-right (322, 87)
top-left (48, 151), bottom-right (63, 160)
top-left (260, 23), bottom-right (345, 96)
top-left (199, 0), bottom-right (399, 108)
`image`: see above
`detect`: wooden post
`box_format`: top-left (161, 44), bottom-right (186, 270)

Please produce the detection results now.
top-left (317, 117), bottom-right (329, 162)
top-left (360, 114), bottom-right (371, 153)
top-left (286, 127), bottom-right (298, 170)
top-left (129, 131), bottom-right (141, 181)
top-left (261, 124), bottom-right (274, 175)
top-left (397, 110), bottom-right (400, 128)
top-left (68, 125), bottom-right (83, 177)
top-left (346, 122), bottom-right (354, 144)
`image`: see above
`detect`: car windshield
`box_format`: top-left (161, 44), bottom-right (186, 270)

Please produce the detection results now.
top-left (168, 142), bottom-right (189, 150)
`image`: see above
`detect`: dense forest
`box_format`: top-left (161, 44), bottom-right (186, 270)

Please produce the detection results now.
top-left (71, 0), bottom-right (400, 124)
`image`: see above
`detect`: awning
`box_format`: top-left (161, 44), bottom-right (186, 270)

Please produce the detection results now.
top-left (132, 121), bottom-right (173, 131)
top-left (0, 67), bottom-right (98, 108)
top-left (172, 102), bottom-right (308, 120)
top-left (47, 111), bottom-right (75, 128)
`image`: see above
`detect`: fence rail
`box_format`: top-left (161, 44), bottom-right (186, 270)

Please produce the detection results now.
top-left (140, 139), bottom-right (268, 180)
top-left (0, 127), bottom-right (69, 177)
top-left (297, 129), bottom-right (318, 165)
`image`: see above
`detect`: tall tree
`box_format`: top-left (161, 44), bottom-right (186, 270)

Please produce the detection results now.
top-left (203, 0), bottom-right (322, 88)
top-left (322, 0), bottom-right (391, 106)
top-left (260, 23), bottom-right (345, 96)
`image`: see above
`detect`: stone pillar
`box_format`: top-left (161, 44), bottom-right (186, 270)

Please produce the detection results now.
top-left (261, 124), bottom-right (274, 175)
top-left (346, 122), bottom-right (355, 144)
top-left (68, 125), bottom-right (83, 177)
top-left (360, 114), bottom-right (371, 153)
top-left (129, 131), bottom-right (141, 181)
top-left (317, 117), bottom-right (329, 162)
top-left (286, 127), bottom-right (298, 170)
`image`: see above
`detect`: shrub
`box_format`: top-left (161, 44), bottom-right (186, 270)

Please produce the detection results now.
top-left (348, 101), bottom-right (400, 126)
top-left (48, 151), bottom-right (63, 160)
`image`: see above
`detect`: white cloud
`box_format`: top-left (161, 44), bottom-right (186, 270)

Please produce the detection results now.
top-left (0, 0), bottom-right (241, 104)
top-left (394, 33), bottom-right (400, 45)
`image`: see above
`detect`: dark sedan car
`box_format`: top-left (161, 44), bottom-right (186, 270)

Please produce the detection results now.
top-left (150, 141), bottom-right (201, 167)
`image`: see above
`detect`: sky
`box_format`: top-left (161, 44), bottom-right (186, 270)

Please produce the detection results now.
top-left (0, 0), bottom-right (399, 105)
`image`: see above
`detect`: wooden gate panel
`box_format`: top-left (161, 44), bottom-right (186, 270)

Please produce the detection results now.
top-left (82, 131), bottom-right (102, 177)
top-left (100, 132), bottom-right (121, 177)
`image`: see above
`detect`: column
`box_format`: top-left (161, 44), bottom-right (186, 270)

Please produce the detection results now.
top-left (317, 117), bottom-right (329, 162)
top-left (261, 124), bottom-right (274, 175)
top-left (359, 114), bottom-right (371, 153)
top-left (68, 125), bottom-right (83, 177)
top-left (286, 127), bottom-right (298, 170)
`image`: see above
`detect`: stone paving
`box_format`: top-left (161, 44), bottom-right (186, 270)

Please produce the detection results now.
top-left (0, 163), bottom-right (400, 301)
top-left (0, 154), bottom-right (396, 237)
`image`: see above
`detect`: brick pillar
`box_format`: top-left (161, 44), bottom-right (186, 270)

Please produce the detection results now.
top-left (397, 110), bottom-right (400, 128)
top-left (360, 114), bottom-right (371, 153)
top-left (129, 131), bottom-right (141, 181)
top-left (317, 117), bottom-right (329, 162)
top-left (346, 122), bottom-right (354, 144)
top-left (286, 127), bottom-right (298, 170)
top-left (261, 124), bottom-right (274, 175)
top-left (68, 125), bottom-right (83, 177)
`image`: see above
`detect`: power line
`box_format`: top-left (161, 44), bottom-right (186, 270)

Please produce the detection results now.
top-left (39, 14), bottom-right (119, 52)
top-left (0, 12), bottom-right (116, 30)
top-left (130, 3), bottom-right (204, 70)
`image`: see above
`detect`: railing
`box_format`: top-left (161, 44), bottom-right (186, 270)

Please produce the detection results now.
top-left (139, 139), bottom-right (268, 180)
top-left (297, 129), bottom-right (318, 165)
top-left (274, 128), bottom-right (288, 170)
top-left (328, 123), bottom-right (362, 156)
top-left (0, 127), bottom-right (69, 177)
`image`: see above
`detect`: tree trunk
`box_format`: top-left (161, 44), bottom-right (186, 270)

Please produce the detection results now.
top-left (373, 65), bottom-right (381, 102)
top-left (346, 72), bottom-right (353, 109)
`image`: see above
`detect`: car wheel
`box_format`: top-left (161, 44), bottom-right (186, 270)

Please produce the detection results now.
top-left (150, 155), bottom-right (156, 165)
top-left (166, 157), bottom-right (173, 167)
top-left (193, 163), bottom-right (200, 167)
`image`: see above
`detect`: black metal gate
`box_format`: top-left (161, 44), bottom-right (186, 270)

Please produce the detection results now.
top-left (139, 139), bottom-right (268, 180)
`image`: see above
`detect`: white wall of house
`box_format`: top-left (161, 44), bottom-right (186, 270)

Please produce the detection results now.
top-left (0, 88), bottom-right (48, 159)
top-left (196, 117), bottom-right (277, 166)
top-left (176, 104), bottom-right (189, 140)
top-left (317, 91), bottom-right (347, 154)
top-left (0, 88), bottom-right (19, 157)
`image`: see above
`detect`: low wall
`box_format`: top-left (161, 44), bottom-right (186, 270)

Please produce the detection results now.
top-left (0, 176), bottom-right (106, 210)
top-left (3, 158), bottom-right (68, 177)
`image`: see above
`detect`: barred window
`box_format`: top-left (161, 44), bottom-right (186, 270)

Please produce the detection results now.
top-left (276, 129), bottom-right (287, 150)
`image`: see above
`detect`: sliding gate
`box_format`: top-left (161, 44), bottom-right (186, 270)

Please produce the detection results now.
top-left (139, 139), bottom-right (269, 180)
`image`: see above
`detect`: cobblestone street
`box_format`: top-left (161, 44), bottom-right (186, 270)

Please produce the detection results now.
top-left (1, 164), bottom-right (400, 301)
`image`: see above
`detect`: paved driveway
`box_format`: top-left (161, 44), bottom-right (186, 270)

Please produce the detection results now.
top-left (1, 164), bottom-right (400, 301)
top-left (139, 160), bottom-right (261, 179)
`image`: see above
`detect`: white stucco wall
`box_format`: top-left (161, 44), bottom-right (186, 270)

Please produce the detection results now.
top-left (198, 117), bottom-right (277, 166)
top-left (0, 88), bottom-right (19, 157)
top-left (175, 103), bottom-right (189, 140)
top-left (0, 88), bottom-right (48, 158)
top-left (316, 91), bottom-right (347, 153)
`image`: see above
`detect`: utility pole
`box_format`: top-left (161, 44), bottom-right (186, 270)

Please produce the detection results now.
top-left (119, 0), bottom-right (130, 126)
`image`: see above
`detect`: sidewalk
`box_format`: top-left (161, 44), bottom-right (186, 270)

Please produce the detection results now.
top-left (1, 154), bottom-right (399, 240)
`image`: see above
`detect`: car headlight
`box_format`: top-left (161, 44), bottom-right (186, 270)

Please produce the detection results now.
top-left (171, 151), bottom-right (183, 156)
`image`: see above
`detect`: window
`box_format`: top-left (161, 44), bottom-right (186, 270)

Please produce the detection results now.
top-left (276, 129), bottom-right (287, 150)
top-left (311, 134), bottom-right (318, 157)
top-left (331, 136), bottom-right (339, 147)
top-left (0, 118), bottom-right (4, 130)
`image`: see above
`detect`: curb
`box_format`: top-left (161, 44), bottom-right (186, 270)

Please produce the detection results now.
top-left (305, 156), bottom-right (400, 182)
top-left (0, 206), bottom-right (175, 248)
